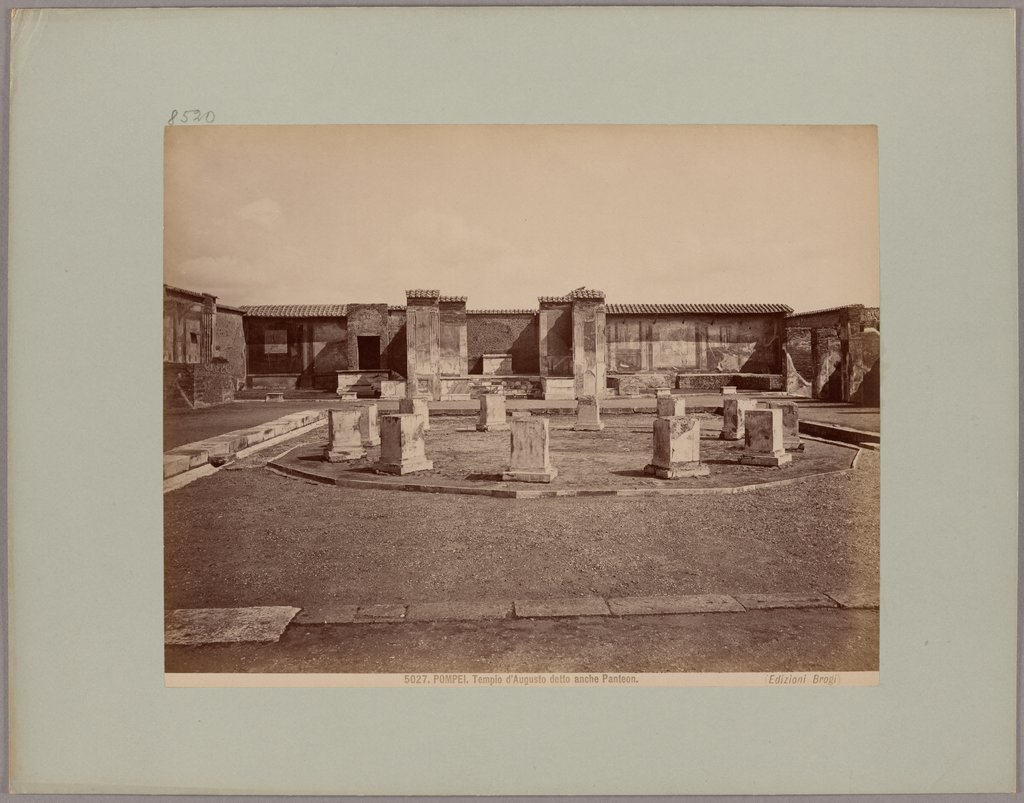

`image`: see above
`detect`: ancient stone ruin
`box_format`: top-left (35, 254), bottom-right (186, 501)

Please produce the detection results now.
top-left (644, 415), bottom-right (710, 479)
top-left (503, 417), bottom-right (558, 483)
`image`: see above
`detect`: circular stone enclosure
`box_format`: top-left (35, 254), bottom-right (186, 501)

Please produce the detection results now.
top-left (269, 413), bottom-right (860, 498)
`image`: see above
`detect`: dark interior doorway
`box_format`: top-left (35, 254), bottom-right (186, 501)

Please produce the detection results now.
top-left (357, 336), bottom-right (381, 370)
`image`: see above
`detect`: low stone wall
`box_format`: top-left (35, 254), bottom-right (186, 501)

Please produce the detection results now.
top-left (165, 361), bottom-right (236, 409)
top-left (467, 376), bottom-right (542, 398)
top-left (674, 373), bottom-right (784, 392)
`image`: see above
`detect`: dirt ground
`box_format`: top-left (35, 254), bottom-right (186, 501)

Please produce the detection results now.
top-left (164, 439), bottom-right (879, 610)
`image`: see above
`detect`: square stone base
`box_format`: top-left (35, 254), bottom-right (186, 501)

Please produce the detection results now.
top-left (739, 452), bottom-right (793, 467)
top-left (502, 467), bottom-right (558, 483)
top-left (573, 423), bottom-right (605, 431)
top-left (476, 423), bottom-right (510, 432)
top-left (324, 447), bottom-right (366, 463)
top-left (644, 462), bottom-right (710, 479)
top-left (375, 458), bottom-right (434, 475)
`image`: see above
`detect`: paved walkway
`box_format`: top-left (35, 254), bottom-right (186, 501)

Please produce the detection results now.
top-left (165, 589), bottom-right (878, 646)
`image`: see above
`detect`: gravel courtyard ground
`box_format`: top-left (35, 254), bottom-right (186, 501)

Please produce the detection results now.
top-left (164, 435), bottom-right (878, 611)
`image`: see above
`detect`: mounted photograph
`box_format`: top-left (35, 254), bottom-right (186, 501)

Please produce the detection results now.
top-left (162, 124), bottom-right (880, 683)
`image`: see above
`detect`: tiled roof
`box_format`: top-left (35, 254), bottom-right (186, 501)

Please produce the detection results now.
top-left (241, 304), bottom-right (347, 317)
top-left (569, 288), bottom-right (605, 300)
top-left (406, 289), bottom-right (440, 299)
top-left (538, 295), bottom-right (571, 304)
top-left (439, 295), bottom-right (468, 303)
top-left (388, 305), bottom-right (407, 312)
top-left (468, 309), bottom-right (537, 315)
top-left (606, 303), bottom-right (793, 315)
top-left (787, 303), bottom-right (865, 318)
top-left (164, 284), bottom-right (214, 301)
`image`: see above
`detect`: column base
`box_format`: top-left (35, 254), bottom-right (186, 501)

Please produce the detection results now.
top-left (324, 447), bottom-right (366, 463)
top-left (572, 423), bottom-right (605, 431)
top-left (644, 462), bottom-right (710, 479)
top-left (476, 423), bottom-right (510, 432)
top-left (502, 467), bottom-right (558, 483)
top-left (375, 458), bottom-right (434, 475)
top-left (739, 452), bottom-right (793, 467)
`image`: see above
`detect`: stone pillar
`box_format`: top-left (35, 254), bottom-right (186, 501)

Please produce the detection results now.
top-left (644, 416), bottom-right (710, 478)
top-left (358, 403), bottom-right (381, 447)
top-left (573, 394), bottom-right (604, 431)
top-left (739, 408), bottom-right (792, 466)
top-left (538, 297), bottom-right (573, 379)
top-left (477, 393), bottom-right (509, 432)
top-left (656, 397), bottom-right (686, 418)
top-left (439, 296), bottom-right (468, 376)
top-left (399, 397), bottom-right (429, 431)
top-left (376, 413), bottom-right (433, 475)
top-left (324, 409), bottom-right (366, 463)
top-left (404, 290), bottom-right (441, 400)
top-left (756, 400), bottom-right (800, 451)
top-left (570, 289), bottom-right (607, 399)
top-left (720, 398), bottom-right (758, 440)
top-left (503, 417), bottom-right (558, 483)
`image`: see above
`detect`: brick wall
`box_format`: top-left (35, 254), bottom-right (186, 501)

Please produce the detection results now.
top-left (164, 361), bottom-right (235, 408)
top-left (467, 314), bottom-right (539, 374)
top-left (214, 309), bottom-right (247, 389)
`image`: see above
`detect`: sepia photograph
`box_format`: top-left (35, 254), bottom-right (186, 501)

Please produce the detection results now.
top-left (162, 124), bottom-right (880, 682)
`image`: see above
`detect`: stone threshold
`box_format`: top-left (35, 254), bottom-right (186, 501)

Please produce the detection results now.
top-left (165, 591), bottom-right (879, 645)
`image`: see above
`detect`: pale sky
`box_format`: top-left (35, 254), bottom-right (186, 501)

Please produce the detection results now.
top-left (164, 125), bottom-right (879, 312)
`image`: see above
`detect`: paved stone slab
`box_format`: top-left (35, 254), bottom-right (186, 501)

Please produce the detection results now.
top-left (608, 594), bottom-right (744, 616)
top-left (514, 597), bottom-right (610, 618)
top-left (293, 604), bottom-right (359, 624)
top-left (356, 604), bottom-right (407, 621)
top-left (405, 600), bottom-right (513, 622)
top-left (825, 590), bottom-right (880, 609)
top-left (165, 606), bottom-right (299, 646)
top-left (733, 593), bottom-right (837, 610)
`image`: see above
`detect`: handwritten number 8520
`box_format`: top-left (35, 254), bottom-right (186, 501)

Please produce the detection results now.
top-left (168, 110), bottom-right (216, 125)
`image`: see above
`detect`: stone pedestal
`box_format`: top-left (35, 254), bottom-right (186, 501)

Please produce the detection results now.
top-left (541, 377), bottom-right (576, 400)
top-left (722, 386), bottom-right (737, 395)
top-left (756, 400), bottom-right (801, 450)
top-left (503, 417), bottom-right (558, 483)
top-left (573, 395), bottom-right (604, 431)
top-left (644, 416), bottom-right (710, 478)
top-left (324, 409), bottom-right (366, 463)
top-left (720, 398), bottom-right (759, 440)
top-left (655, 387), bottom-right (672, 398)
top-left (375, 414), bottom-right (433, 475)
top-left (739, 408), bottom-right (793, 466)
top-left (358, 404), bottom-right (380, 447)
top-left (399, 397), bottom-right (429, 431)
top-left (656, 397), bottom-right (686, 418)
top-left (379, 380), bottom-right (406, 400)
top-left (477, 393), bottom-right (509, 431)
top-left (482, 353), bottom-right (513, 375)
